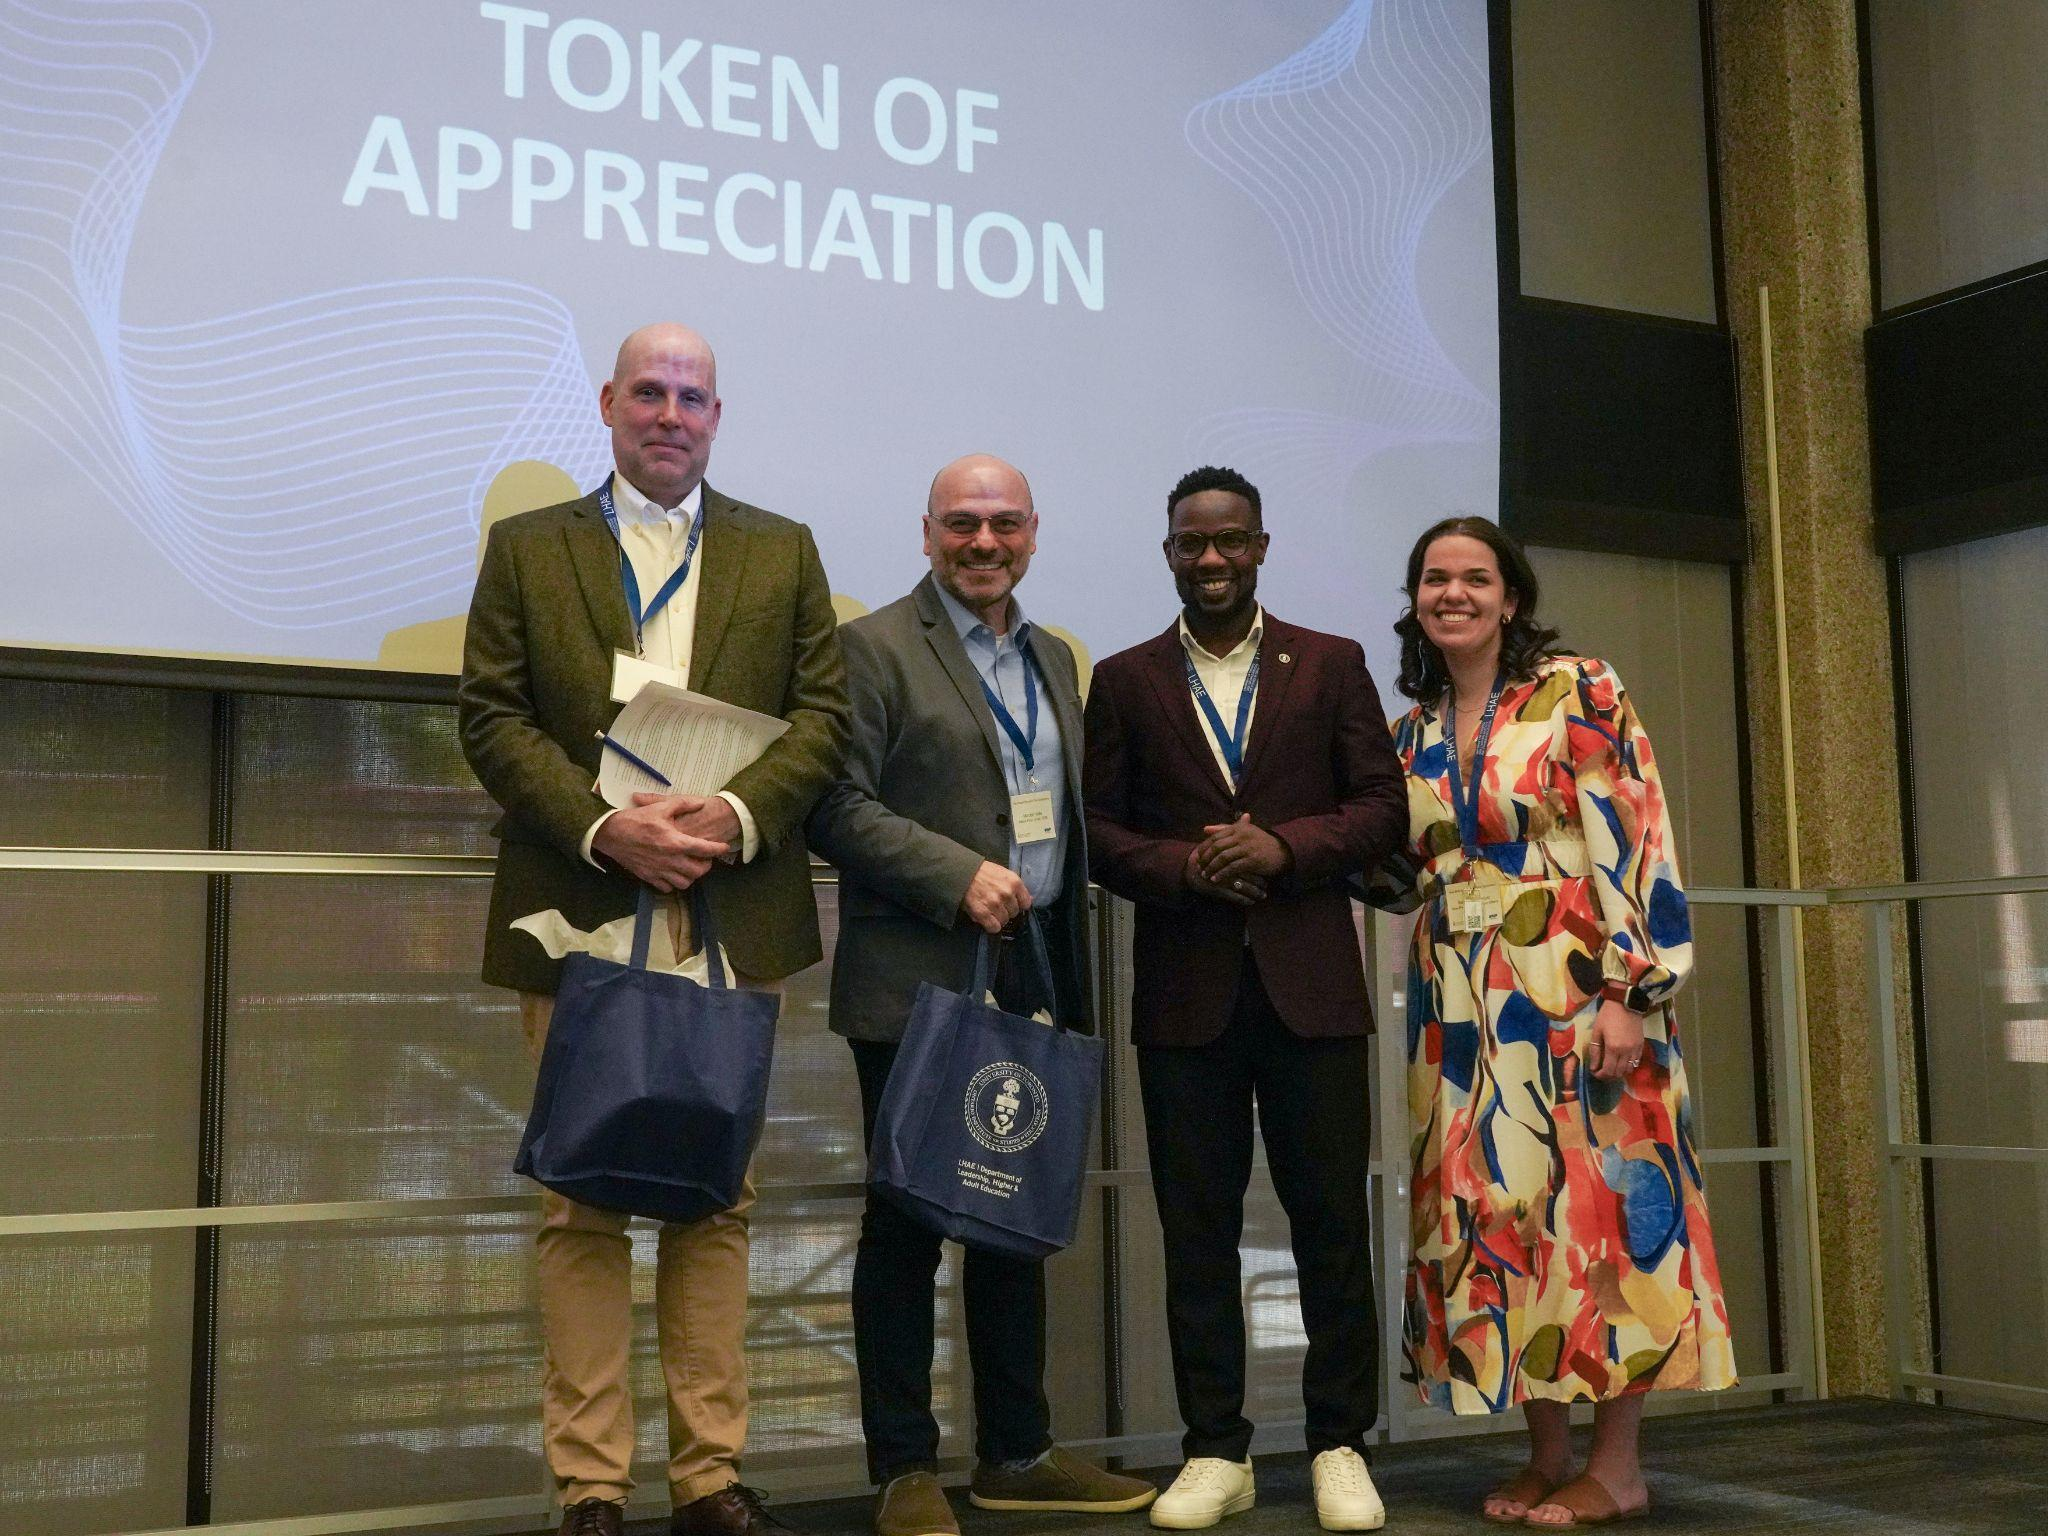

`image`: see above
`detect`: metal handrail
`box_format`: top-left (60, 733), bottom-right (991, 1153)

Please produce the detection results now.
top-left (5, 845), bottom-right (2042, 901)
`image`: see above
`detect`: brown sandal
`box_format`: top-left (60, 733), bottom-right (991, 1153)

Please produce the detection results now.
top-left (1482, 1467), bottom-right (1558, 1525)
top-left (1521, 1473), bottom-right (1648, 1528)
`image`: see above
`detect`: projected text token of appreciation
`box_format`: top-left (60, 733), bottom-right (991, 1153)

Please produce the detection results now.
top-left (598, 681), bottom-right (790, 808)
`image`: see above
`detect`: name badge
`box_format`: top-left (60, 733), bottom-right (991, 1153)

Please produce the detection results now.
top-left (1011, 790), bottom-right (1058, 845)
top-left (611, 649), bottom-right (686, 704)
top-left (1448, 885), bottom-right (1504, 934)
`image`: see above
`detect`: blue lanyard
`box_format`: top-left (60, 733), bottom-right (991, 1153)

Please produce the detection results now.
top-left (1184, 647), bottom-right (1260, 781)
top-left (596, 477), bottom-right (703, 649)
top-left (977, 639), bottom-right (1039, 776)
top-left (1444, 674), bottom-right (1505, 854)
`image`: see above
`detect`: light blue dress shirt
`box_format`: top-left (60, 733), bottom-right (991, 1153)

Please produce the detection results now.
top-left (935, 582), bottom-right (1069, 907)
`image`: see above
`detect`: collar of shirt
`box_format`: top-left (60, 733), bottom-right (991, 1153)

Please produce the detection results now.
top-left (609, 470), bottom-right (704, 528)
top-left (1177, 604), bottom-right (1264, 666)
top-left (934, 579), bottom-right (1033, 653)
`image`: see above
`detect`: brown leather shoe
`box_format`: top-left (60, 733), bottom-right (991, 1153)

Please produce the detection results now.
top-left (673, 1484), bottom-right (792, 1536)
top-left (557, 1498), bottom-right (626, 1536)
top-left (875, 1471), bottom-right (959, 1536)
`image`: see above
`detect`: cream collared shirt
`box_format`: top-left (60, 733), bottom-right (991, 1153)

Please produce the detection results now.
top-left (1177, 605), bottom-right (1264, 792)
top-left (580, 471), bottom-right (759, 866)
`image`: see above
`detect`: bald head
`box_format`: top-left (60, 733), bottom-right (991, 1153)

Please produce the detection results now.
top-left (613, 322), bottom-right (717, 389)
top-left (600, 323), bottom-right (722, 507)
top-left (924, 454), bottom-right (1038, 629)
top-left (927, 453), bottom-right (1032, 517)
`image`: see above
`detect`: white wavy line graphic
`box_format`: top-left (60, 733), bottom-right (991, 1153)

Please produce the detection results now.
top-left (1183, 0), bottom-right (1494, 484)
top-left (0, 0), bottom-right (609, 631)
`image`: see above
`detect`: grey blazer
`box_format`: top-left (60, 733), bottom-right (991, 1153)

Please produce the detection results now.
top-left (806, 574), bottom-right (1091, 1041)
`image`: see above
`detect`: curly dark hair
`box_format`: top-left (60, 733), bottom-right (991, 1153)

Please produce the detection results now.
top-left (1394, 515), bottom-right (1561, 702)
top-left (1167, 464), bottom-right (1262, 525)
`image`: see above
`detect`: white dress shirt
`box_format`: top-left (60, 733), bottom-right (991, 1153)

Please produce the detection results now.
top-left (1177, 605), bottom-right (1264, 792)
top-left (580, 470), bottom-right (759, 866)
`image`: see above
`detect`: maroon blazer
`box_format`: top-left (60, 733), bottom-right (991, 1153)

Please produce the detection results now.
top-left (1083, 614), bottom-right (1406, 1046)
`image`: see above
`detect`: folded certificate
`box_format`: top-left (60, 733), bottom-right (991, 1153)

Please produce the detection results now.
top-left (598, 680), bottom-right (790, 807)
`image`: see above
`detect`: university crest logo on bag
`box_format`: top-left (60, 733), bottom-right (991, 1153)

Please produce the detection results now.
top-left (964, 1062), bottom-right (1050, 1153)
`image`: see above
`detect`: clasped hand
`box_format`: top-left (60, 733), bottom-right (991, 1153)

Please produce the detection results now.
top-left (1183, 813), bottom-right (1291, 907)
top-left (591, 793), bottom-right (739, 892)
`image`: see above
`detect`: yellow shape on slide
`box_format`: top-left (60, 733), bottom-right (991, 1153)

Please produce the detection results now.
top-left (1039, 621), bottom-right (1093, 701)
top-left (377, 460), bottom-right (581, 674)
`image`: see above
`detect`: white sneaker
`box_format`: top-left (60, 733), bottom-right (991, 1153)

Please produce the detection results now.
top-left (1149, 1458), bottom-right (1255, 1529)
top-left (1310, 1448), bottom-right (1385, 1531)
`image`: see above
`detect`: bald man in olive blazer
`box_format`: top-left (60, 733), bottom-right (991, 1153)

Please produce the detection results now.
top-left (458, 323), bottom-right (846, 1536)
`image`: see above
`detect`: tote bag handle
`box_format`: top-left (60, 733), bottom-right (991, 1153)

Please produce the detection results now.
top-left (966, 908), bottom-right (1062, 1030)
top-left (627, 885), bottom-right (731, 988)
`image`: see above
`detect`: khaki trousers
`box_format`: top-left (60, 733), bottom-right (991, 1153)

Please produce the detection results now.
top-left (518, 897), bottom-right (780, 1507)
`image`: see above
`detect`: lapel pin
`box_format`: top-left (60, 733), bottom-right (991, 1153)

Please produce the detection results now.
top-left (1278, 652), bottom-right (1291, 664)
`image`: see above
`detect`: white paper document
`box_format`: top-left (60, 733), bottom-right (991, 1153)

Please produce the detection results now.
top-left (598, 680), bottom-right (789, 807)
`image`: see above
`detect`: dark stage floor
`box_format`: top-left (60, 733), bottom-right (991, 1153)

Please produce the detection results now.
top-left (617, 1400), bottom-right (2046, 1536)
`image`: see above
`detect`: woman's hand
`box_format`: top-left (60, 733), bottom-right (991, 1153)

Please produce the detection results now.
top-left (1585, 999), bottom-right (1648, 1081)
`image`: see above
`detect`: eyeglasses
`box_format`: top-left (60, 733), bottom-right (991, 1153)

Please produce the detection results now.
top-left (928, 512), bottom-right (1031, 539)
top-left (1168, 529), bottom-right (1259, 560)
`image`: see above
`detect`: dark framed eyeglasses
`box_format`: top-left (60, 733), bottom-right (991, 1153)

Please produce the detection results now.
top-left (928, 512), bottom-right (1031, 539)
top-left (1167, 528), bottom-right (1259, 560)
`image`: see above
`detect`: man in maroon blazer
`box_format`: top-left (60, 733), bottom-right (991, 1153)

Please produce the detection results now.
top-left (1083, 466), bottom-right (1405, 1532)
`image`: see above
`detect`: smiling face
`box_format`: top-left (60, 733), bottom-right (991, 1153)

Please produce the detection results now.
top-left (924, 454), bottom-right (1037, 619)
top-left (1166, 488), bottom-right (1267, 631)
top-left (599, 324), bottom-right (721, 507)
top-left (1415, 533), bottom-right (1517, 667)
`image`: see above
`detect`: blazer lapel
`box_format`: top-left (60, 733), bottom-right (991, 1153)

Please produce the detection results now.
top-left (1234, 617), bottom-right (1303, 790)
top-left (1140, 625), bottom-right (1235, 797)
top-left (914, 576), bottom-right (1006, 771)
top-left (687, 486), bottom-right (744, 690)
top-left (565, 492), bottom-right (634, 657)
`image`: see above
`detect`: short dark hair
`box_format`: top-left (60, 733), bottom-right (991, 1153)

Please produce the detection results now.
top-left (1394, 515), bottom-right (1562, 702)
top-left (1167, 464), bottom-right (1261, 526)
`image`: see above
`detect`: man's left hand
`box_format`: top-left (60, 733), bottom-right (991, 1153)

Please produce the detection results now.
top-left (1196, 813), bottom-right (1292, 888)
top-left (632, 792), bottom-right (741, 862)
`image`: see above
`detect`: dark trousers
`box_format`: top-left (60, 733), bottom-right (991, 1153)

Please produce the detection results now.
top-left (1136, 949), bottom-right (1377, 1462)
top-left (848, 933), bottom-right (1057, 1485)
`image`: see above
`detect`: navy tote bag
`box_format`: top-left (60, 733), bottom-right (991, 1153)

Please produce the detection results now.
top-left (515, 886), bottom-right (776, 1222)
top-left (868, 916), bottom-right (1104, 1259)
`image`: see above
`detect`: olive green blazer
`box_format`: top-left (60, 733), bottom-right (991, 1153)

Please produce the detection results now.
top-left (458, 482), bottom-right (848, 991)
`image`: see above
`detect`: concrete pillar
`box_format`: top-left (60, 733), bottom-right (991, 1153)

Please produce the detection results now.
top-left (1710, 0), bottom-right (1907, 1396)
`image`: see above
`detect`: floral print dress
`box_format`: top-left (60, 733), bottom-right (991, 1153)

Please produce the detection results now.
top-left (1369, 655), bottom-right (1737, 1414)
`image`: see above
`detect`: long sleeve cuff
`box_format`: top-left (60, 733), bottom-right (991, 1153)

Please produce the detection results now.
top-left (581, 809), bottom-right (618, 870)
top-left (1599, 944), bottom-right (1670, 1014)
top-left (718, 791), bottom-right (760, 863)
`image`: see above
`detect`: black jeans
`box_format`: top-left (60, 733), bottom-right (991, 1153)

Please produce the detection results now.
top-left (1136, 948), bottom-right (1377, 1462)
top-left (848, 932), bottom-right (1056, 1485)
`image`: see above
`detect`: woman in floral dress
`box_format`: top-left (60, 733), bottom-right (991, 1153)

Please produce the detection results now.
top-left (1366, 517), bottom-right (1736, 1527)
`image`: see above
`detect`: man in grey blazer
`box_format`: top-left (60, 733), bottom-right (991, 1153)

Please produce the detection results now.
top-left (808, 455), bottom-right (1155, 1536)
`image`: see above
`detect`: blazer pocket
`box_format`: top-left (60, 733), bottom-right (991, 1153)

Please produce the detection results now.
top-left (725, 599), bottom-right (788, 629)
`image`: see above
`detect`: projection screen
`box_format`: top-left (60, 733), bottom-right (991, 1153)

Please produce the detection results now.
top-left (0, 0), bottom-right (1498, 684)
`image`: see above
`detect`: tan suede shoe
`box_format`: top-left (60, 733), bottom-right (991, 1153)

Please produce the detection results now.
top-left (968, 1446), bottom-right (1159, 1513)
top-left (875, 1472), bottom-right (958, 1536)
